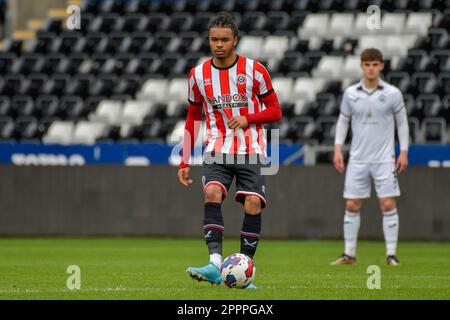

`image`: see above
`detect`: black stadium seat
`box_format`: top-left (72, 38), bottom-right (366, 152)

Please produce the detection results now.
top-left (0, 74), bottom-right (24, 96)
top-left (12, 95), bottom-right (34, 118)
top-left (385, 72), bottom-right (411, 93)
top-left (126, 53), bottom-right (158, 75)
top-left (51, 31), bottom-right (82, 54)
top-left (43, 74), bottom-right (69, 96)
top-left (22, 73), bottom-right (47, 98)
top-left (127, 31), bottom-right (155, 54)
top-left (0, 53), bottom-right (16, 74)
top-left (423, 118), bottom-right (447, 143)
top-left (316, 116), bottom-right (338, 144)
top-left (316, 93), bottom-right (338, 117)
top-left (167, 31), bottom-right (201, 54)
top-left (0, 96), bottom-right (11, 117)
top-left (11, 53), bottom-right (44, 75)
top-left (61, 96), bottom-right (86, 120)
top-left (114, 74), bottom-right (141, 95)
top-left (265, 11), bottom-right (290, 33)
top-left (168, 12), bottom-right (194, 33)
top-left (153, 31), bottom-right (177, 54)
top-left (29, 32), bottom-right (55, 53)
top-left (67, 74), bottom-right (94, 97)
top-left (90, 74), bottom-right (118, 96)
top-left (0, 116), bottom-right (15, 141)
top-left (88, 13), bottom-right (122, 33)
top-left (407, 117), bottom-right (420, 143)
top-left (191, 12), bottom-right (213, 32)
top-left (417, 94), bottom-right (442, 118)
top-left (437, 73), bottom-right (450, 95)
top-left (411, 72), bottom-right (437, 95)
top-left (14, 116), bottom-right (39, 142)
top-left (35, 95), bottom-right (60, 118)
top-left (40, 53), bottom-right (65, 75)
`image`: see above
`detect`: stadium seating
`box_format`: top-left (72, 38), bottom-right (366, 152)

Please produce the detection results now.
top-left (0, 0), bottom-right (448, 147)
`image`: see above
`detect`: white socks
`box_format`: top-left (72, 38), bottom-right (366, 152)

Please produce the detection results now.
top-left (209, 253), bottom-right (222, 269)
top-left (383, 209), bottom-right (399, 257)
top-left (343, 210), bottom-right (360, 258)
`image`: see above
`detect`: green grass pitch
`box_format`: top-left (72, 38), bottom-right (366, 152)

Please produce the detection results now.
top-left (1, 238), bottom-right (449, 300)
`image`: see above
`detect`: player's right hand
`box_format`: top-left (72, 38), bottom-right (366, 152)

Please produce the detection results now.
top-left (178, 167), bottom-right (193, 187)
top-left (333, 151), bottom-right (345, 173)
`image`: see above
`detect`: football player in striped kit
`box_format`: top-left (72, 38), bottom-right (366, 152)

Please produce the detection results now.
top-left (178, 12), bottom-right (282, 288)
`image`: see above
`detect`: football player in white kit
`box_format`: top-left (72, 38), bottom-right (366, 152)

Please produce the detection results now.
top-left (331, 48), bottom-right (409, 266)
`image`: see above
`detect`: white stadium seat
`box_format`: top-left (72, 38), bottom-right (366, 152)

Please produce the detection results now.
top-left (237, 36), bottom-right (264, 60)
top-left (357, 35), bottom-right (388, 54)
top-left (298, 14), bottom-right (329, 39)
top-left (405, 12), bottom-right (433, 36)
top-left (42, 121), bottom-right (75, 145)
top-left (271, 77), bottom-right (293, 104)
top-left (88, 100), bottom-right (123, 125)
top-left (121, 100), bottom-right (154, 125)
top-left (136, 79), bottom-right (168, 103)
top-left (381, 13), bottom-right (406, 34)
top-left (342, 55), bottom-right (362, 79)
top-left (167, 119), bottom-right (206, 146)
top-left (166, 100), bottom-right (185, 118)
top-left (384, 35), bottom-right (418, 58)
top-left (167, 78), bottom-right (188, 103)
top-left (328, 13), bottom-right (355, 38)
top-left (312, 56), bottom-right (345, 80)
top-left (292, 78), bottom-right (326, 102)
top-left (354, 13), bottom-right (377, 36)
top-left (71, 121), bottom-right (108, 145)
top-left (261, 36), bottom-right (289, 59)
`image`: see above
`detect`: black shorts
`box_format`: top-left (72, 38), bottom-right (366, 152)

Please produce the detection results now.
top-left (202, 152), bottom-right (267, 209)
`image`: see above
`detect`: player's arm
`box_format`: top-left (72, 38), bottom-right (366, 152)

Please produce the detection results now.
top-left (334, 91), bottom-right (351, 173)
top-left (228, 90), bottom-right (282, 129)
top-left (394, 96), bottom-right (409, 174)
top-left (178, 70), bottom-right (203, 187)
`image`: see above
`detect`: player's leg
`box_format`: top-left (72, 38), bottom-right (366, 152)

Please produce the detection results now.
top-left (240, 195), bottom-right (262, 259)
top-left (186, 154), bottom-right (233, 284)
top-left (203, 184), bottom-right (225, 268)
top-left (234, 156), bottom-right (266, 260)
top-left (380, 197), bottom-right (400, 266)
top-left (372, 163), bottom-right (401, 266)
top-left (331, 162), bottom-right (371, 265)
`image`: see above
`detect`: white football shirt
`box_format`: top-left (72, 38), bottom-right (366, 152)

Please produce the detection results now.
top-left (340, 79), bottom-right (406, 163)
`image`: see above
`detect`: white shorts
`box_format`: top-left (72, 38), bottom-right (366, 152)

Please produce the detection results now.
top-left (344, 162), bottom-right (401, 199)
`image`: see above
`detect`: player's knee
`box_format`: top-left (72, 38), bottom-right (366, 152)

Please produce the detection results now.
top-left (380, 198), bottom-right (396, 213)
top-left (204, 185), bottom-right (223, 203)
top-left (345, 200), bottom-right (362, 213)
top-left (244, 196), bottom-right (261, 214)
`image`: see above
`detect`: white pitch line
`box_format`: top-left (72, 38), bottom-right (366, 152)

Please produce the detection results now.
top-left (0, 287), bottom-right (189, 294)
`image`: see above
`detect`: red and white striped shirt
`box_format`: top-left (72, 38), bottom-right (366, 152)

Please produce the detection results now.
top-left (188, 55), bottom-right (278, 156)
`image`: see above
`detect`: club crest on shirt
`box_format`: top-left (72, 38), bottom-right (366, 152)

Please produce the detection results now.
top-left (378, 94), bottom-right (386, 103)
top-left (204, 78), bottom-right (212, 86)
top-left (237, 74), bottom-right (246, 85)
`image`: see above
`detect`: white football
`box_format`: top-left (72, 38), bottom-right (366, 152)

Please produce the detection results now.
top-left (220, 253), bottom-right (256, 288)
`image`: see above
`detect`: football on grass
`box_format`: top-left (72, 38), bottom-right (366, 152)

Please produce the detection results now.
top-left (220, 253), bottom-right (256, 288)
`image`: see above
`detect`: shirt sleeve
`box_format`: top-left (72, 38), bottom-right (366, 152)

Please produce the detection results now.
top-left (395, 107), bottom-right (409, 152)
top-left (254, 61), bottom-right (274, 99)
top-left (188, 68), bottom-right (202, 105)
top-left (392, 90), bottom-right (405, 114)
top-left (334, 114), bottom-right (350, 145)
top-left (339, 89), bottom-right (351, 118)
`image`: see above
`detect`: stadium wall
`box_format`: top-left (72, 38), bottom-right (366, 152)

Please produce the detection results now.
top-left (0, 165), bottom-right (449, 240)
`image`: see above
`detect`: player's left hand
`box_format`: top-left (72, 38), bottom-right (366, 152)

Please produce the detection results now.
top-left (228, 116), bottom-right (248, 129)
top-left (396, 151), bottom-right (408, 174)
